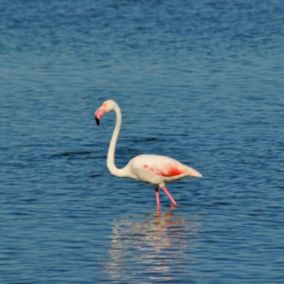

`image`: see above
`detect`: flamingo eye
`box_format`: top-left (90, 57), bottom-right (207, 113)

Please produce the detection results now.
top-left (103, 102), bottom-right (111, 112)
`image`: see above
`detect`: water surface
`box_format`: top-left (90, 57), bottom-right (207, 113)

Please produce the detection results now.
top-left (0, 0), bottom-right (284, 283)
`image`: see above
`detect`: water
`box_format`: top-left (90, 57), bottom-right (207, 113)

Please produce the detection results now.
top-left (1, 0), bottom-right (284, 283)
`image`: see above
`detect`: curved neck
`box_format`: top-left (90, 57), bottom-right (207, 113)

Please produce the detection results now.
top-left (107, 103), bottom-right (128, 177)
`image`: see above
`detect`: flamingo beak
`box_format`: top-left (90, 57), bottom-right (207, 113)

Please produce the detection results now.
top-left (95, 116), bottom-right (100, 126)
top-left (94, 105), bottom-right (105, 126)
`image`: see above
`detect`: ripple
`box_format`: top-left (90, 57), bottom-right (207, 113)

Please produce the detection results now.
top-left (1, 0), bottom-right (283, 283)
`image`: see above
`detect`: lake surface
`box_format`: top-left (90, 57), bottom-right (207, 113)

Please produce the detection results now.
top-left (1, 0), bottom-right (284, 283)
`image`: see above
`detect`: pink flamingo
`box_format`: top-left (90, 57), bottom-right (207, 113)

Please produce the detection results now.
top-left (94, 100), bottom-right (202, 210)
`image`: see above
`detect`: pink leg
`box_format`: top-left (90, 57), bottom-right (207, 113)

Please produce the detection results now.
top-left (155, 187), bottom-right (160, 211)
top-left (161, 186), bottom-right (177, 206)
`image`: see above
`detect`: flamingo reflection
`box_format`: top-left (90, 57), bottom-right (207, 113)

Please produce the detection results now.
top-left (105, 210), bottom-right (201, 282)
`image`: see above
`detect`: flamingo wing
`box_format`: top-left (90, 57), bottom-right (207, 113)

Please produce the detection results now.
top-left (128, 154), bottom-right (200, 184)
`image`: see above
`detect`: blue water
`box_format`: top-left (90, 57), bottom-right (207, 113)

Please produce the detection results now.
top-left (1, 0), bottom-right (284, 283)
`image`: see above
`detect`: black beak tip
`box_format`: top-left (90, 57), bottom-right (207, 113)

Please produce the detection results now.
top-left (95, 117), bottom-right (100, 126)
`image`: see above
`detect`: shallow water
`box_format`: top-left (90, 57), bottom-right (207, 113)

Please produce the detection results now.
top-left (1, 0), bottom-right (284, 283)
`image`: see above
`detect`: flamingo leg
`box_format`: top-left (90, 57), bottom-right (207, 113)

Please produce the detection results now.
top-left (161, 186), bottom-right (177, 206)
top-left (155, 186), bottom-right (160, 211)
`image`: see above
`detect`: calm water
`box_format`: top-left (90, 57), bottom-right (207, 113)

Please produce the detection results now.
top-left (1, 0), bottom-right (284, 283)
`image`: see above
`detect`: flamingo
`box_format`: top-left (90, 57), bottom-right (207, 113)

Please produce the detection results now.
top-left (94, 100), bottom-right (202, 210)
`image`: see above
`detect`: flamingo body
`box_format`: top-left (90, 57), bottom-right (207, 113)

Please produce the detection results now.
top-left (94, 99), bottom-right (202, 210)
top-left (126, 154), bottom-right (201, 185)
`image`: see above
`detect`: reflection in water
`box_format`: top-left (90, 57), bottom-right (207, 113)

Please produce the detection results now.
top-left (105, 210), bottom-right (201, 282)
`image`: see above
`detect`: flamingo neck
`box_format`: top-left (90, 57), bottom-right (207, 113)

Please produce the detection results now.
top-left (107, 103), bottom-right (128, 178)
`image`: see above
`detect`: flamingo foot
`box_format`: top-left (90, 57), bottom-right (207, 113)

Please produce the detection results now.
top-left (170, 203), bottom-right (177, 211)
top-left (161, 186), bottom-right (177, 206)
top-left (155, 186), bottom-right (161, 212)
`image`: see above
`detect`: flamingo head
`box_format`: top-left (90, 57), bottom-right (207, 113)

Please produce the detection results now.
top-left (94, 100), bottom-right (115, 126)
